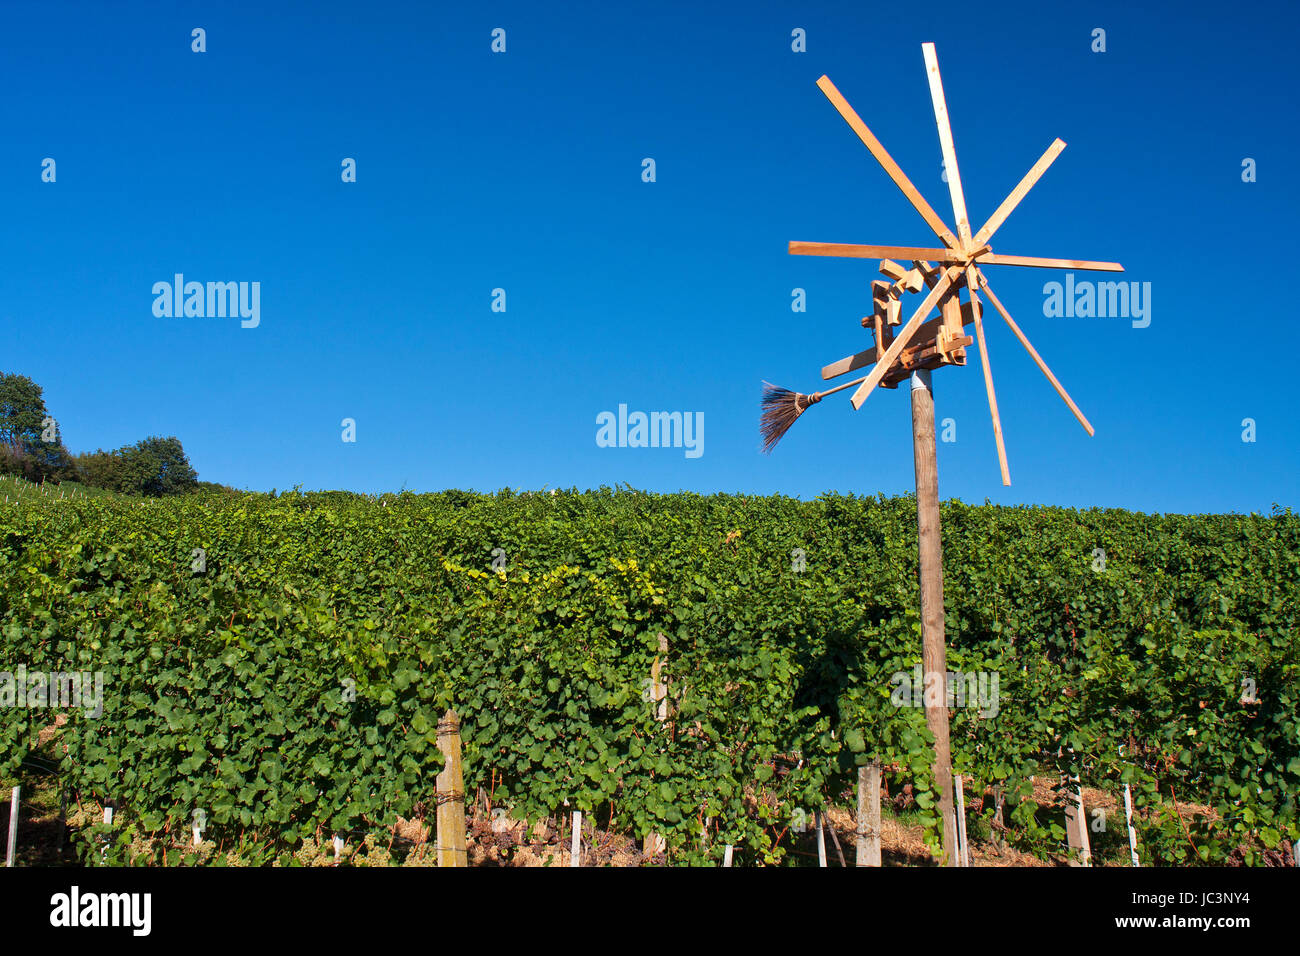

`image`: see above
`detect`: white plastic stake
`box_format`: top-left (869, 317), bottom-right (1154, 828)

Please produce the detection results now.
top-left (815, 810), bottom-right (827, 867)
top-left (6, 786), bottom-right (18, 867)
top-left (1123, 784), bottom-right (1140, 867)
top-left (954, 774), bottom-right (970, 867)
top-left (333, 834), bottom-right (344, 863)
top-left (101, 805), bottom-right (113, 863)
top-left (569, 811), bottom-right (582, 867)
top-left (722, 844), bottom-right (733, 867)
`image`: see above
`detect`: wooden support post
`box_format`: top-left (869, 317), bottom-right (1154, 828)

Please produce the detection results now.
top-left (856, 761), bottom-right (882, 866)
top-left (436, 709), bottom-right (468, 867)
top-left (909, 369), bottom-right (958, 867)
top-left (1123, 784), bottom-right (1140, 867)
top-left (5, 785), bottom-right (17, 867)
top-left (1064, 774), bottom-right (1091, 866)
top-left (815, 810), bottom-right (827, 867)
top-left (569, 810), bottom-right (582, 867)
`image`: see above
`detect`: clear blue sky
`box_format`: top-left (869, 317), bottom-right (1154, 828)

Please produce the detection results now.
top-left (2, 0), bottom-right (1296, 514)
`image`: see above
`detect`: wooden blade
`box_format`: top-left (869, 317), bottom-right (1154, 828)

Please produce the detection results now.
top-left (815, 75), bottom-right (961, 249)
top-left (922, 43), bottom-right (973, 246)
top-left (977, 253), bottom-right (1124, 272)
top-left (972, 139), bottom-right (1066, 247)
top-left (790, 241), bottom-right (965, 262)
top-left (850, 267), bottom-right (960, 408)
top-left (976, 270), bottom-right (1095, 436)
top-left (965, 268), bottom-right (1011, 485)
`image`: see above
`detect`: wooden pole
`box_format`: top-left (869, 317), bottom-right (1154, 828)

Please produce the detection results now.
top-left (856, 761), bottom-right (882, 866)
top-left (436, 709), bottom-right (468, 867)
top-left (827, 818), bottom-right (847, 867)
top-left (1063, 770), bottom-right (1091, 866)
top-left (909, 368), bottom-right (958, 866)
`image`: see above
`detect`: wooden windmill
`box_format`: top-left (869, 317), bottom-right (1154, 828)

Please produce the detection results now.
top-left (761, 43), bottom-right (1122, 866)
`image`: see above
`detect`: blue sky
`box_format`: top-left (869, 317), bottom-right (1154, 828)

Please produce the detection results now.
top-left (2, 0), bottom-right (1296, 514)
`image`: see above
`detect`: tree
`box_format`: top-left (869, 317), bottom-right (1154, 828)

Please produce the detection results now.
top-left (0, 373), bottom-right (48, 448)
top-left (0, 372), bottom-right (75, 481)
top-left (77, 436), bottom-right (199, 496)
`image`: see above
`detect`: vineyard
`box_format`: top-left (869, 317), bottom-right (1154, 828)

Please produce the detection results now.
top-left (1, 487), bottom-right (1297, 866)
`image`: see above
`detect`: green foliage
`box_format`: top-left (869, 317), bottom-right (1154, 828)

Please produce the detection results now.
top-left (1, 488), bottom-right (1296, 865)
top-left (74, 436), bottom-right (199, 497)
top-left (0, 372), bottom-right (76, 483)
top-left (0, 373), bottom-right (48, 448)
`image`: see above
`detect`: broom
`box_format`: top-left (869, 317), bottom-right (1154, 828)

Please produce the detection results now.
top-left (760, 373), bottom-right (872, 453)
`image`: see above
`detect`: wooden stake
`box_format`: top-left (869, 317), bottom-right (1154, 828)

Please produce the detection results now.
top-left (722, 844), bottom-right (733, 867)
top-left (1064, 773), bottom-right (1091, 866)
top-left (436, 709), bottom-right (468, 867)
top-left (827, 819), bottom-right (847, 867)
top-left (1078, 783), bottom-right (1092, 866)
top-left (5, 786), bottom-right (17, 867)
top-left (856, 761), bottom-right (882, 866)
top-left (910, 369), bottom-right (957, 866)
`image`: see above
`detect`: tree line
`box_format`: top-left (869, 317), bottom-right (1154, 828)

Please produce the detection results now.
top-left (0, 372), bottom-right (212, 496)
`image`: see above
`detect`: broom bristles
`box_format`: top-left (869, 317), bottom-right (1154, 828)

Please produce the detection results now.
top-left (760, 381), bottom-right (820, 453)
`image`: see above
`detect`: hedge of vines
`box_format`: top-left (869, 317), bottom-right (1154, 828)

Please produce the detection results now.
top-left (1, 488), bottom-right (1297, 865)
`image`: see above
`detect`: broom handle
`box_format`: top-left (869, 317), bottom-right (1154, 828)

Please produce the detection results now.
top-left (815, 374), bottom-right (871, 401)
